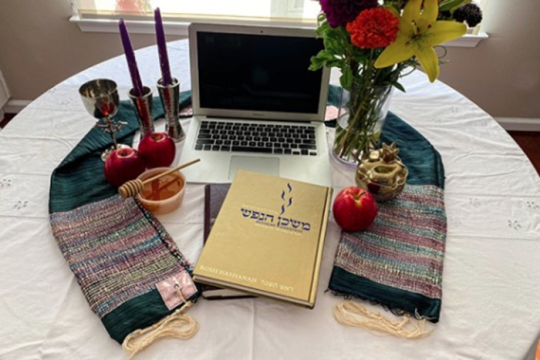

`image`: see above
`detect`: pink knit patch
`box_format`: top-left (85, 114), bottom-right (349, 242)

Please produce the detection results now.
top-left (156, 271), bottom-right (197, 310)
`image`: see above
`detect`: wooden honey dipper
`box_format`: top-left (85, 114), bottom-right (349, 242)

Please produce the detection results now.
top-left (119, 158), bottom-right (201, 199)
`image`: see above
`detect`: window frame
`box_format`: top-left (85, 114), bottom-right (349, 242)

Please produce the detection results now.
top-left (70, 0), bottom-right (489, 48)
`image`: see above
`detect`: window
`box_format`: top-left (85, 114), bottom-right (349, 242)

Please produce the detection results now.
top-left (71, 0), bottom-right (488, 47)
top-left (472, 0), bottom-right (489, 34)
top-left (73, 0), bottom-right (320, 24)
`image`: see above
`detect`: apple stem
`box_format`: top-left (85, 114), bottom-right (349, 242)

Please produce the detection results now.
top-left (352, 190), bottom-right (366, 201)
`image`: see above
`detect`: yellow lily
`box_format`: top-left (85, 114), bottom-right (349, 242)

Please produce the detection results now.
top-left (374, 0), bottom-right (467, 82)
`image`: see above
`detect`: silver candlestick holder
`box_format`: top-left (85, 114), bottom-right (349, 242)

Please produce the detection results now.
top-left (157, 77), bottom-right (185, 142)
top-left (128, 86), bottom-right (155, 138)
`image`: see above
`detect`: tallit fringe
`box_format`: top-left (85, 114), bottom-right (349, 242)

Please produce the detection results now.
top-left (122, 301), bottom-right (199, 359)
top-left (334, 300), bottom-right (432, 339)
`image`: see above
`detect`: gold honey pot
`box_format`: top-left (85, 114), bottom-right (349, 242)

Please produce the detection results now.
top-left (355, 143), bottom-right (408, 202)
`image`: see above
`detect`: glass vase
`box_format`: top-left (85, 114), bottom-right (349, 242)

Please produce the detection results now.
top-left (332, 83), bottom-right (394, 168)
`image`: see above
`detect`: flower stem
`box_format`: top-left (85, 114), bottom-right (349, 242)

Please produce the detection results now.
top-left (334, 50), bottom-right (394, 163)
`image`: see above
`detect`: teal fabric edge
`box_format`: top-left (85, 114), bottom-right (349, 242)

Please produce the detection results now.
top-left (102, 289), bottom-right (198, 344)
top-left (381, 114), bottom-right (445, 188)
top-left (102, 289), bottom-right (172, 344)
top-left (329, 266), bottom-right (441, 322)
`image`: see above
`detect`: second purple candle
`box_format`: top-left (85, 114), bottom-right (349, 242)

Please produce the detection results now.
top-left (154, 8), bottom-right (172, 86)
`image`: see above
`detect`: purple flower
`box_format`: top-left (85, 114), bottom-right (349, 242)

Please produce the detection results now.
top-left (320, 0), bottom-right (378, 28)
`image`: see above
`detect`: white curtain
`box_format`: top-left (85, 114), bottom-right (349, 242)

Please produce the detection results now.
top-left (0, 67), bottom-right (10, 117)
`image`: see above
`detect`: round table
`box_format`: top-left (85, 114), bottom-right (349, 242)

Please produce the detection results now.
top-left (1, 40), bottom-right (540, 360)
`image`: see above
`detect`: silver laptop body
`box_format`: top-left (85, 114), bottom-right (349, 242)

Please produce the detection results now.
top-left (179, 23), bottom-right (332, 187)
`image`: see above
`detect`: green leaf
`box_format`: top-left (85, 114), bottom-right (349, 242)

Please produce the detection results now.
top-left (450, 0), bottom-right (471, 13)
top-left (322, 26), bottom-right (348, 56)
top-left (309, 47), bottom-right (346, 71)
top-left (440, 0), bottom-right (468, 12)
top-left (340, 67), bottom-right (353, 90)
top-left (391, 81), bottom-right (406, 92)
top-left (309, 55), bottom-right (325, 71)
top-left (317, 50), bottom-right (334, 61)
top-left (325, 58), bottom-right (343, 68)
top-left (315, 22), bottom-right (327, 37)
top-left (350, 47), bottom-right (371, 65)
top-left (324, 37), bottom-right (341, 55)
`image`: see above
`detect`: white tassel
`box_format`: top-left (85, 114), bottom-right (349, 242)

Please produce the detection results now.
top-left (334, 301), bottom-right (432, 339)
top-left (122, 301), bottom-right (199, 359)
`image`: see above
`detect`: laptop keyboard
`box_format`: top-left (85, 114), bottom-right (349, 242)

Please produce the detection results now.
top-left (194, 120), bottom-right (318, 156)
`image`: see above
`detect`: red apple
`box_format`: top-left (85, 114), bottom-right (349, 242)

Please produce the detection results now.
top-left (333, 187), bottom-right (378, 232)
top-left (138, 132), bottom-right (176, 168)
top-left (104, 148), bottom-right (146, 188)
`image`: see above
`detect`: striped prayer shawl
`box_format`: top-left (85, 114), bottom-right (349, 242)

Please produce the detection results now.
top-left (49, 94), bottom-right (196, 343)
top-left (329, 113), bottom-right (447, 322)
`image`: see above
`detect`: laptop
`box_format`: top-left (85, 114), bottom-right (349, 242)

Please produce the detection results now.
top-left (179, 23), bottom-right (332, 187)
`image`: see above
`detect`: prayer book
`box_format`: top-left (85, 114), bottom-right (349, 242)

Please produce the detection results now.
top-left (194, 170), bottom-right (332, 308)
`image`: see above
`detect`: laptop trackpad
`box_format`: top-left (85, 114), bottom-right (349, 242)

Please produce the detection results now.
top-left (228, 156), bottom-right (280, 180)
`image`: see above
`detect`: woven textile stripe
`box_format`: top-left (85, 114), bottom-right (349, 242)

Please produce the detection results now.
top-left (334, 185), bottom-right (446, 301)
top-left (50, 195), bottom-right (191, 318)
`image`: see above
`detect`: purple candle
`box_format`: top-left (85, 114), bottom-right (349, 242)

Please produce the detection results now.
top-left (154, 8), bottom-right (172, 86)
top-left (119, 19), bottom-right (144, 97)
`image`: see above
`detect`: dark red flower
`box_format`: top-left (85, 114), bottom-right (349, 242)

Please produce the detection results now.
top-left (320, 0), bottom-right (378, 28)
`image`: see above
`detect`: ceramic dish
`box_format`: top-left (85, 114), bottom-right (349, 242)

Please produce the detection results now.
top-left (136, 167), bottom-right (186, 215)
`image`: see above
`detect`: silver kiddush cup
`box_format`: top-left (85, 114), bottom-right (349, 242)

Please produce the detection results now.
top-left (128, 86), bottom-right (155, 138)
top-left (157, 77), bottom-right (185, 142)
top-left (79, 79), bottom-right (130, 161)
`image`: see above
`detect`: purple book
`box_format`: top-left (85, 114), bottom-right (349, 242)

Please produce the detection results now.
top-left (199, 184), bottom-right (253, 300)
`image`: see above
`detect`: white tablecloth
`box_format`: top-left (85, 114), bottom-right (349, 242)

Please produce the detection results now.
top-left (1, 40), bottom-right (540, 360)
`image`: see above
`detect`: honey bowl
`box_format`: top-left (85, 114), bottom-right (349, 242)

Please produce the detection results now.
top-left (136, 167), bottom-right (186, 215)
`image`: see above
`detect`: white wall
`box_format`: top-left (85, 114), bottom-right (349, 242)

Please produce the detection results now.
top-left (438, 0), bottom-right (540, 119)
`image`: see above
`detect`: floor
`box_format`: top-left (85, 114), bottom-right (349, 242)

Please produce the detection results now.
top-left (0, 112), bottom-right (15, 129)
top-left (1, 113), bottom-right (540, 358)
top-left (509, 131), bottom-right (540, 176)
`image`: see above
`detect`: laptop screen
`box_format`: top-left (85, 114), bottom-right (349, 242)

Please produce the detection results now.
top-left (196, 31), bottom-right (324, 115)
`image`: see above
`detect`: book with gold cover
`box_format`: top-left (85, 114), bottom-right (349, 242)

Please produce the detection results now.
top-left (193, 170), bottom-right (332, 308)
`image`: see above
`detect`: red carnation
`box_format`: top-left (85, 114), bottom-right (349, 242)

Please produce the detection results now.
top-left (347, 8), bottom-right (399, 49)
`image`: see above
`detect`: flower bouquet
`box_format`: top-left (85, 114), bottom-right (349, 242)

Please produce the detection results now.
top-left (310, 0), bottom-right (483, 165)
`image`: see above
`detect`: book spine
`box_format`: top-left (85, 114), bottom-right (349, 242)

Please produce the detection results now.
top-left (309, 187), bottom-right (333, 307)
top-left (203, 184), bottom-right (211, 241)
